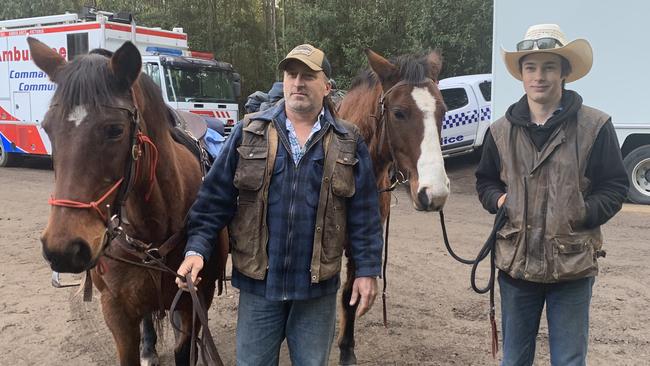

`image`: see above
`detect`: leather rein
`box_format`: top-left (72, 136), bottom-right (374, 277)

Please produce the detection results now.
top-left (46, 100), bottom-right (224, 366)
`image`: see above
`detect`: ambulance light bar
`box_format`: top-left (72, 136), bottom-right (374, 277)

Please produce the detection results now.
top-left (145, 46), bottom-right (183, 56)
top-left (188, 51), bottom-right (215, 60)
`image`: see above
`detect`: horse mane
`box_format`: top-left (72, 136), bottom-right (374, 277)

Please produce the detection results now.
top-left (51, 54), bottom-right (121, 114)
top-left (349, 51), bottom-right (442, 91)
top-left (51, 53), bottom-right (171, 131)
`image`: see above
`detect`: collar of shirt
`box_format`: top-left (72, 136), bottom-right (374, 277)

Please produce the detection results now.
top-left (285, 108), bottom-right (325, 165)
top-left (530, 106), bottom-right (563, 128)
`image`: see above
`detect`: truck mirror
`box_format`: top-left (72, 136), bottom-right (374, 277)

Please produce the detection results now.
top-left (233, 73), bottom-right (242, 98)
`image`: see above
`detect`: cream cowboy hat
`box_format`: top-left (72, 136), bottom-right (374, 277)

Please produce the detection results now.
top-left (501, 24), bottom-right (593, 83)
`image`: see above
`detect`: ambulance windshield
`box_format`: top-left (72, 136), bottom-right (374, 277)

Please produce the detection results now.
top-left (164, 66), bottom-right (236, 103)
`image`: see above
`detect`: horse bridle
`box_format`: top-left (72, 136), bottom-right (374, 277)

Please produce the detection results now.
top-left (48, 101), bottom-right (158, 255)
top-left (46, 100), bottom-right (224, 365)
top-left (374, 77), bottom-right (439, 327)
top-left (375, 78), bottom-right (436, 193)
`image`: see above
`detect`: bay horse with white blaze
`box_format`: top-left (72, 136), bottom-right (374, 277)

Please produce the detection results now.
top-left (30, 37), bottom-right (226, 365)
top-left (336, 49), bottom-right (450, 365)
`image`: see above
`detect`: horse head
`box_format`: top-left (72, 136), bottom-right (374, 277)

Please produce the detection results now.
top-left (30, 37), bottom-right (146, 273)
top-left (365, 49), bottom-right (450, 211)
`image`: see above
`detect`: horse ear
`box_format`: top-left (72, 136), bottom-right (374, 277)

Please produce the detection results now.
top-left (365, 48), bottom-right (398, 85)
top-left (426, 51), bottom-right (443, 82)
top-left (110, 42), bottom-right (142, 91)
top-left (27, 37), bottom-right (66, 81)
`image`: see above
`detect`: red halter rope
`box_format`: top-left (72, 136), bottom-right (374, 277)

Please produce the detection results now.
top-left (48, 178), bottom-right (125, 222)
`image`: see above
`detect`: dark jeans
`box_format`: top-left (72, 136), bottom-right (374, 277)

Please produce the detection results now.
top-left (498, 271), bottom-right (595, 366)
top-left (235, 290), bottom-right (337, 366)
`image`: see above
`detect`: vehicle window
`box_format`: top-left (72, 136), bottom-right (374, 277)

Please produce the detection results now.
top-left (441, 88), bottom-right (469, 110)
top-left (66, 33), bottom-right (88, 60)
top-left (164, 67), bottom-right (235, 103)
top-left (142, 63), bottom-right (162, 89)
top-left (479, 81), bottom-right (491, 101)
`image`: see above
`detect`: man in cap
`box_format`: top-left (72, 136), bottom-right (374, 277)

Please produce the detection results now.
top-left (176, 44), bottom-right (383, 365)
top-left (476, 24), bottom-right (629, 365)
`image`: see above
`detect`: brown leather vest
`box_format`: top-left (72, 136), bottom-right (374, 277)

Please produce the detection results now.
top-left (490, 105), bottom-right (610, 283)
top-left (229, 116), bottom-right (360, 283)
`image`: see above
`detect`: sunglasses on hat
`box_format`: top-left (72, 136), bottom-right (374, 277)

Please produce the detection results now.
top-left (516, 37), bottom-right (564, 51)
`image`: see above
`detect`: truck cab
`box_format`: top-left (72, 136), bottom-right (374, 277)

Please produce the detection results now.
top-left (141, 49), bottom-right (241, 134)
top-left (439, 73), bottom-right (492, 157)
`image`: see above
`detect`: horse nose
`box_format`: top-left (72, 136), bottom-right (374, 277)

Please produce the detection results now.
top-left (416, 186), bottom-right (448, 212)
top-left (41, 237), bottom-right (92, 273)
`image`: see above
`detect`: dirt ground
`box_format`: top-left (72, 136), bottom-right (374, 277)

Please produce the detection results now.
top-left (1, 155), bottom-right (649, 365)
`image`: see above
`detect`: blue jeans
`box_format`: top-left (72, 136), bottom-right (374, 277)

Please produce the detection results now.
top-left (498, 271), bottom-right (595, 366)
top-left (235, 290), bottom-right (337, 366)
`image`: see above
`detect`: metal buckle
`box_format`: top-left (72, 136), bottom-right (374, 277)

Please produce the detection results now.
top-left (132, 145), bottom-right (141, 160)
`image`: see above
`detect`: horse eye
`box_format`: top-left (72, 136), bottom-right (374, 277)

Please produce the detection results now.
top-left (393, 110), bottom-right (406, 120)
top-left (105, 124), bottom-right (125, 139)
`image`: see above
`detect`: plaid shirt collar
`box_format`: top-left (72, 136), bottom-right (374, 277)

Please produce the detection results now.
top-left (285, 108), bottom-right (325, 165)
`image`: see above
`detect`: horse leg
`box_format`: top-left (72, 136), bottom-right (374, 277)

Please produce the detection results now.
top-left (338, 258), bottom-right (358, 365)
top-left (140, 312), bottom-right (160, 366)
top-left (172, 309), bottom-right (195, 366)
top-left (101, 294), bottom-right (142, 366)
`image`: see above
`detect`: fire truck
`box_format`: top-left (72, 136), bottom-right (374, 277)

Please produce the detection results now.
top-left (0, 8), bottom-right (241, 167)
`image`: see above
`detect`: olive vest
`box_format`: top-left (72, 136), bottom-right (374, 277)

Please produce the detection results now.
top-left (490, 105), bottom-right (610, 283)
top-left (228, 116), bottom-right (361, 283)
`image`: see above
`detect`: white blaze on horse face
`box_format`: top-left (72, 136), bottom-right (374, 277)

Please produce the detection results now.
top-left (411, 87), bottom-right (450, 204)
top-left (67, 105), bottom-right (88, 127)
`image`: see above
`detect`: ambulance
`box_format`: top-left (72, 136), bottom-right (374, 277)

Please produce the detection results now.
top-left (0, 8), bottom-right (241, 167)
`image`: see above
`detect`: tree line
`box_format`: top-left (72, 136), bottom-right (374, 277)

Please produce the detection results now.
top-left (1, 0), bottom-right (493, 102)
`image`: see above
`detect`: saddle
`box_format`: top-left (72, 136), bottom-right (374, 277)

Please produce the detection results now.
top-left (167, 108), bottom-right (214, 172)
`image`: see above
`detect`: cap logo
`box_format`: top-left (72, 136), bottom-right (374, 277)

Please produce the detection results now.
top-left (290, 45), bottom-right (315, 56)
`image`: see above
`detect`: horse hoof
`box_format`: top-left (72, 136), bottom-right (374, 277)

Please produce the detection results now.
top-left (339, 348), bottom-right (357, 365)
top-left (140, 352), bottom-right (160, 366)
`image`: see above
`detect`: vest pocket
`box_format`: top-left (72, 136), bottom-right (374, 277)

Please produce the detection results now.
top-left (331, 152), bottom-right (358, 197)
top-left (229, 199), bottom-right (264, 273)
top-left (234, 145), bottom-right (267, 191)
top-left (552, 233), bottom-right (596, 280)
top-left (495, 225), bottom-right (521, 273)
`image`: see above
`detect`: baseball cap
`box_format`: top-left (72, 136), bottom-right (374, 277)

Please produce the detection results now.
top-left (278, 44), bottom-right (331, 77)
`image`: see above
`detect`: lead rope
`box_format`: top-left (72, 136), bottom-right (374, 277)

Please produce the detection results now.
top-left (381, 209), bottom-right (391, 327)
top-left (439, 207), bottom-right (507, 358)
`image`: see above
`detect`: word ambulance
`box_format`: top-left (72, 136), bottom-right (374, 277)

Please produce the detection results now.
top-left (0, 9), bottom-right (241, 167)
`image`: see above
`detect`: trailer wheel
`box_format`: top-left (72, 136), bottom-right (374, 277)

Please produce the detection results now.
top-left (624, 145), bottom-right (650, 204)
top-left (0, 142), bottom-right (21, 167)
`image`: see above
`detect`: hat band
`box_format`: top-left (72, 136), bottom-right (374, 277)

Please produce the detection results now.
top-left (516, 37), bottom-right (564, 51)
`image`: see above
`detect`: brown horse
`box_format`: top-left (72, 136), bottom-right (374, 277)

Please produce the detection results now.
top-left (336, 49), bottom-right (450, 364)
top-left (30, 38), bottom-right (226, 365)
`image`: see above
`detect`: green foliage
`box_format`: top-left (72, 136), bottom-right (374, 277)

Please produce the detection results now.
top-left (1, 0), bottom-right (493, 100)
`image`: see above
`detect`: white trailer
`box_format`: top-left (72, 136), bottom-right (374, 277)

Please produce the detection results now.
top-left (0, 9), bottom-right (241, 167)
top-left (492, 0), bottom-right (650, 204)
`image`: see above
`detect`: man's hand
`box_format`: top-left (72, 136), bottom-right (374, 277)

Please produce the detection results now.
top-left (349, 276), bottom-right (378, 317)
top-left (497, 193), bottom-right (507, 209)
top-left (176, 255), bottom-right (204, 290)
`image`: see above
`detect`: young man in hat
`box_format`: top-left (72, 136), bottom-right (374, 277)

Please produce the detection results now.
top-left (176, 44), bottom-right (383, 365)
top-left (476, 24), bottom-right (629, 365)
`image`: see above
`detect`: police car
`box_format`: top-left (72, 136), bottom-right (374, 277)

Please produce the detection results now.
top-left (439, 73), bottom-right (492, 157)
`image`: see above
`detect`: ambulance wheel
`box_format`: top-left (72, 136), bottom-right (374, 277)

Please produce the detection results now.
top-left (624, 145), bottom-right (650, 204)
top-left (0, 143), bottom-right (21, 167)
